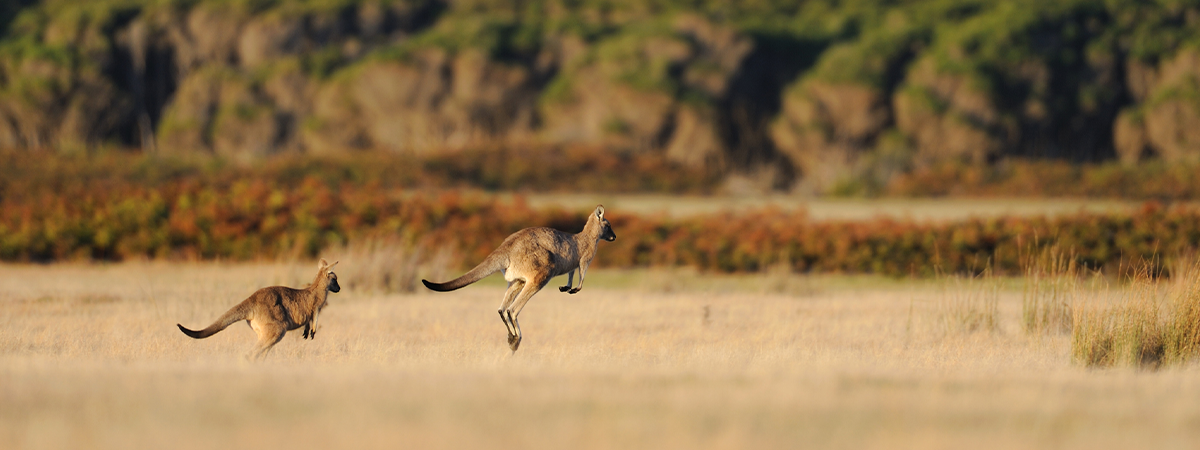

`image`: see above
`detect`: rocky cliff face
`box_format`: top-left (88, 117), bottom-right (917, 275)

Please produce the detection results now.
top-left (139, 0), bottom-right (446, 158)
top-left (540, 15), bottom-right (753, 169)
top-left (304, 48), bottom-right (539, 154)
top-left (1116, 50), bottom-right (1200, 164)
top-left (0, 0), bottom-right (445, 155)
top-left (768, 1), bottom-right (1200, 191)
top-left (4, 1), bottom-right (1200, 191)
top-left (0, 1), bottom-right (789, 177)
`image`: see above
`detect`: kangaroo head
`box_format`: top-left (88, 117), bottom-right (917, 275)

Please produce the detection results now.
top-left (594, 205), bottom-right (616, 242)
top-left (318, 259), bottom-right (341, 293)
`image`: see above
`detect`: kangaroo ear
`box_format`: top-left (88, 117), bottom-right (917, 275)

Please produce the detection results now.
top-left (329, 261), bottom-right (339, 269)
top-left (595, 205), bottom-right (605, 218)
top-left (318, 258), bottom-right (329, 269)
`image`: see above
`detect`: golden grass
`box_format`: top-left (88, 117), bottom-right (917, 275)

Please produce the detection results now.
top-left (323, 237), bottom-right (455, 294)
top-left (1071, 259), bottom-right (1200, 369)
top-left (1022, 252), bottom-right (1082, 335)
top-left (4, 262), bottom-right (1200, 449)
top-left (934, 269), bottom-right (1001, 335)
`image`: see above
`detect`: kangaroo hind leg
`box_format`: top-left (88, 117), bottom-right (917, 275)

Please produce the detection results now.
top-left (506, 275), bottom-right (550, 353)
top-left (497, 280), bottom-right (525, 338)
top-left (248, 321), bottom-right (287, 361)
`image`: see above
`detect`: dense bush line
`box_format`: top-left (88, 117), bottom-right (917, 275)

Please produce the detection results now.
top-left (609, 202), bottom-right (1196, 277)
top-left (5, 160), bottom-right (1200, 276)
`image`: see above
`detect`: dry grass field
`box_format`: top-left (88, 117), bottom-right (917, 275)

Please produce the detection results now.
top-left (3, 262), bottom-right (1200, 450)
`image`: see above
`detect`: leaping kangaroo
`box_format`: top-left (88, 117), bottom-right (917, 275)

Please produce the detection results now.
top-left (177, 259), bottom-right (340, 360)
top-left (422, 205), bottom-right (617, 352)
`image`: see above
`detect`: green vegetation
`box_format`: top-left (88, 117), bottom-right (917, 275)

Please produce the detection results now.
top-left (3, 0), bottom-right (1200, 185)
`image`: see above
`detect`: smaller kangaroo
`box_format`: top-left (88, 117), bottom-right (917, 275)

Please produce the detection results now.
top-left (177, 259), bottom-right (341, 360)
top-left (422, 205), bottom-right (616, 352)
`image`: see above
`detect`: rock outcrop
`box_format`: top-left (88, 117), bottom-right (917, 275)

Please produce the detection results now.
top-left (1116, 50), bottom-right (1200, 164)
top-left (4, 1), bottom-right (1200, 189)
top-left (538, 15), bottom-right (753, 169)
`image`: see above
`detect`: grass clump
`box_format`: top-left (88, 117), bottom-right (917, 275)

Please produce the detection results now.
top-left (323, 236), bottom-right (453, 294)
top-left (937, 267), bottom-right (1000, 335)
top-left (1072, 259), bottom-right (1200, 369)
top-left (1022, 250), bottom-right (1079, 335)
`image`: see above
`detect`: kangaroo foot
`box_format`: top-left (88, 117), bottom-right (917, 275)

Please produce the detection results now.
top-left (507, 334), bottom-right (522, 352)
top-left (568, 288), bottom-right (581, 294)
top-left (559, 285), bottom-right (570, 292)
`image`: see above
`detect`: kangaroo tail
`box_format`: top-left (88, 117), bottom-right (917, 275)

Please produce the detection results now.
top-left (422, 252), bottom-right (506, 292)
top-left (177, 302), bottom-right (250, 339)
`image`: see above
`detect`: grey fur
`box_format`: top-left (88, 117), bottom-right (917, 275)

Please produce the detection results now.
top-left (177, 259), bottom-right (340, 360)
top-left (422, 205), bottom-right (616, 352)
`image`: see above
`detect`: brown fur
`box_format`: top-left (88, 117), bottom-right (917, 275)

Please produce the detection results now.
top-left (422, 205), bottom-right (617, 352)
top-left (177, 259), bottom-right (341, 360)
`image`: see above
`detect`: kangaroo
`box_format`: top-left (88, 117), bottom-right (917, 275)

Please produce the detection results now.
top-left (177, 259), bottom-right (341, 360)
top-left (422, 205), bottom-right (617, 352)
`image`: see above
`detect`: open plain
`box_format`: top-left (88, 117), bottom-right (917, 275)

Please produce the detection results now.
top-left (2, 262), bottom-right (1200, 450)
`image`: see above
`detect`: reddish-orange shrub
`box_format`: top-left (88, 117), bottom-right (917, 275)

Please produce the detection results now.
top-left (3, 176), bottom-right (1199, 277)
top-left (5, 153), bottom-right (1200, 276)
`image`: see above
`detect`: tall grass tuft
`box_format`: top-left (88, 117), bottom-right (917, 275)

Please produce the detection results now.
top-left (1071, 281), bottom-right (1164, 368)
top-left (1071, 258), bottom-right (1200, 369)
top-left (1022, 250), bottom-right (1078, 335)
top-left (937, 267), bottom-right (1000, 335)
top-left (1160, 259), bottom-right (1200, 366)
top-left (324, 237), bottom-right (454, 294)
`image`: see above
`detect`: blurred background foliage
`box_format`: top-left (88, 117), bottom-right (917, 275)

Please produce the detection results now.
top-left (3, 0), bottom-right (1200, 194)
top-left (7, 0), bottom-right (1200, 273)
